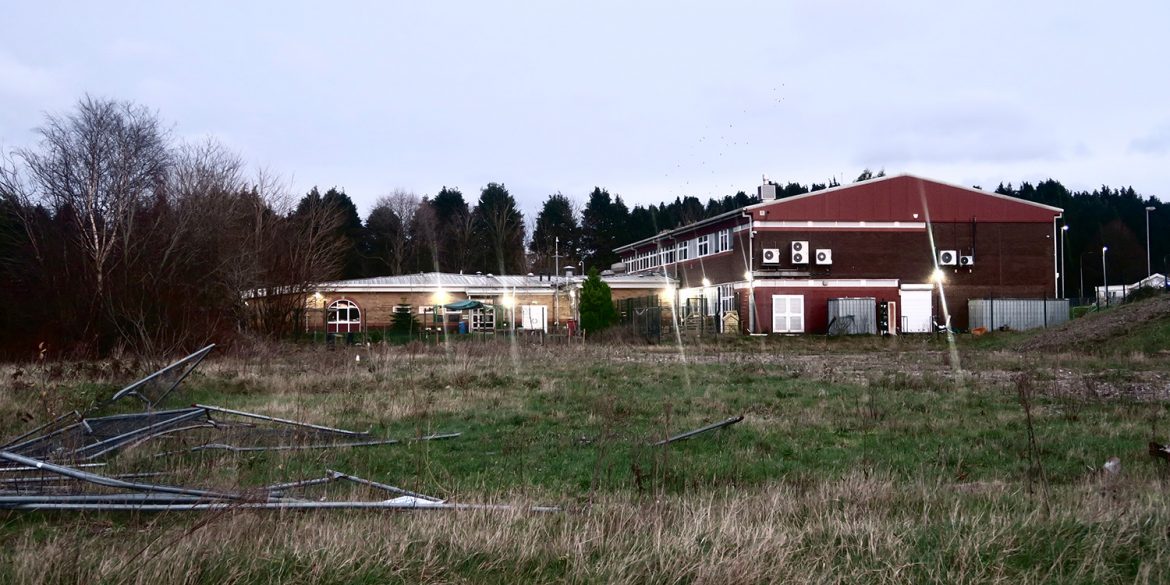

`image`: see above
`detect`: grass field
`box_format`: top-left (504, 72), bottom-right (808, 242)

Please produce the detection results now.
top-left (1, 323), bottom-right (1169, 583)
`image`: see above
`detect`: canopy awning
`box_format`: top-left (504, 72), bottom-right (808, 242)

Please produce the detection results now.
top-left (444, 300), bottom-right (487, 311)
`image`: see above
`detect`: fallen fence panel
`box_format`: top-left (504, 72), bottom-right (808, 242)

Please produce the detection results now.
top-left (0, 451), bottom-right (241, 501)
top-left (2, 501), bottom-right (561, 513)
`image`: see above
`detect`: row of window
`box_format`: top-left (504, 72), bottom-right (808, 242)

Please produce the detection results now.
top-left (626, 228), bottom-right (733, 273)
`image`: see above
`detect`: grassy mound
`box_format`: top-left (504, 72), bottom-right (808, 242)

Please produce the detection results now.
top-left (1016, 291), bottom-right (1170, 355)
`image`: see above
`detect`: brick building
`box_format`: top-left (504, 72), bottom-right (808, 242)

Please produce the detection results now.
top-left (306, 271), bottom-right (673, 334)
top-left (615, 174), bottom-right (1064, 334)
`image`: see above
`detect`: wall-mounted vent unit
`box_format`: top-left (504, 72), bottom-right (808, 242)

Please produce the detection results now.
top-left (762, 248), bottom-right (781, 265)
top-left (815, 249), bottom-right (833, 265)
top-left (960, 255), bottom-right (975, 267)
top-left (938, 250), bottom-right (958, 266)
top-left (791, 241), bottom-right (809, 264)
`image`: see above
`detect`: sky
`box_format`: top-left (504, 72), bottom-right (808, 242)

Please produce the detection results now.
top-left (2, 1), bottom-right (1169, 220)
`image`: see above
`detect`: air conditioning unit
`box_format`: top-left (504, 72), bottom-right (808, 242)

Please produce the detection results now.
top-left (815, 249), bottom-right (833, 265)
top-left (791, 241), bottom-right (809, 264)
top-left (960, 255), bottom-right (975, 267)
top-left (938, 250), bottom-right (958, 266)
top-left (762, 248), bottom-right (780, 265)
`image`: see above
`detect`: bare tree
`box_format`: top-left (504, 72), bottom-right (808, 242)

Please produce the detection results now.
top-left (366, 189), bottom-right (421, 275)
top-left (18, 96), bottom-right (170, 298)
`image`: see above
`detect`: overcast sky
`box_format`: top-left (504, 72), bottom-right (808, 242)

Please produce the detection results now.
top-left (3, 1), bottom-right (1168, 219)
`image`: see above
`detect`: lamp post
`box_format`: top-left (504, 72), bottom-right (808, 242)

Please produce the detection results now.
top-left (1146, 206), bottom-right (1156, 277)
top-left (1101, 246), bottom-right (1109, 308)
top-left (1060, 224), bottom-right (1069, 299)
top-left (554, 236), bottom-right (560, 330)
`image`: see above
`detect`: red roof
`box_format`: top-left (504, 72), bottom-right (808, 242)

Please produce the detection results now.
top-left (755, 175), bottom-right (1061, 223)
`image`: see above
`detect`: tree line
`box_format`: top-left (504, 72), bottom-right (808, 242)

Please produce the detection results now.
top-left (1, 98), bottom-right (1165, 357)
top-left (0, 97), bottom-right (347, 357)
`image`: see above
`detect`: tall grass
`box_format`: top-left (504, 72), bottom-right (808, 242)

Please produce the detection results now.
top-left (0, 337), bottom-right (1168, 583)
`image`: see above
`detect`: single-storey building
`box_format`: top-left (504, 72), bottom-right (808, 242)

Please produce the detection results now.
top-left (615, 174), bottom-right (1064, 334)
top-left (306, 271), bottom-right (675, 334)
top-left (1095, 273), bottom-right (1167, 305)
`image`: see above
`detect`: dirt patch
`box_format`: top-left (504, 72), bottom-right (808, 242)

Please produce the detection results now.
top-left (1016, 293), bottom-right (1170, 353)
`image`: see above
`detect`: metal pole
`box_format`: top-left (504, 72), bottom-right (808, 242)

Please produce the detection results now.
top-left (327, 470), bottom-right (443, 502)
top-left (652, 415), bottom-right (744, 446)
top-left (1080, 253), bottom-right (1085, 303)
top-left (1102, 246), bottom-right (1109, 307)
top-left (195, 404), bottom-right (368, 437)
top-left (1147, 206), bottom-right (1155, 277)
top-left (1060, 225), bottom-right (1068, 298)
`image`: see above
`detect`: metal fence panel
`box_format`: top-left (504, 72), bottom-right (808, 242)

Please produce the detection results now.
top-left (968, 298), bottom-right (1069, 331)
top-left (826, 298), bottom-right (877, 335)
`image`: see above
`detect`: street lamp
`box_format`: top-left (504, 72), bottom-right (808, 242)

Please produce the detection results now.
top-left (1146, 206), bottom-right (1156, 277)
top-left (1101, 245), bottom-right (1109, 308)
top-left (1060, 224), bottom-right (1069, 299)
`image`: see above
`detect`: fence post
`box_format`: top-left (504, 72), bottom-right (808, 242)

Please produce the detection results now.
top-left (990, 294), bottom-right (995, 331)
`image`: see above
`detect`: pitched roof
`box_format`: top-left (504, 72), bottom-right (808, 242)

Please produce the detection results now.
top-left (615, 173), bottom-right (1063, 253)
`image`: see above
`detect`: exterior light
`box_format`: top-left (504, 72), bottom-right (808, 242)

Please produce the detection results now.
top-left (744, 271), bottom-right (753, 282)
top-left (501, 296), bottom-right (515, 308)
top-left (701, 278), bottom-right (711, 287)
top-left (432, 291), bottom-right (450, 305)
top-left (659, 286), bottom-right (675, 305)
top-left (931, 268), bottom-right (946, 283)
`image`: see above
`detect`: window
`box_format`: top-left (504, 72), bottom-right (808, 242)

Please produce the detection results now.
top-left (771, 295), bottom-right (805, 333)
top-left (326, 299), bottom-right (362, 333)
top-left (677, 241), bottom-right (689, 261)
top-left (719, 284), bottom-right (735, 314)
top-left (697, 234), bottom-right (710, 256)
top-left (717, 230), bottom-right (730, 253)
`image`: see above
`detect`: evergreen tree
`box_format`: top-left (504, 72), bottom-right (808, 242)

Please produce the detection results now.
top-left (580, 187), bottom-right (629, 270)
top-left (430, 187), bottom-right (472, 272)
top-left (579, 267), bottom-right (617, 335)
top-left (471, 182), bottom-right (526, 274)
top-left (364, 202), bottom-right (402, 276)
top-left (627, 205), bottom-right (658, 244)
top-left (296, 186), bottom-right (365, 279)
top-left (389, 305), bottom-right (419, 338)
top-left (529, 192), bottom-right (580, 274)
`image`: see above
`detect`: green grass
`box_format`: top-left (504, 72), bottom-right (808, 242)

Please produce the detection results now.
top-left (1, 340), bottom-right (1169, 583)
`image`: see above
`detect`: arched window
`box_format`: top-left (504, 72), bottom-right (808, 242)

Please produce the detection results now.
top-left (326, 299), bottom-right (362, 333)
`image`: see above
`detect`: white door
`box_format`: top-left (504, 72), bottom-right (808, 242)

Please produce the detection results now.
top-left (521, 305), bottom-right (547, 332)
top-left (899, 286), bottom-right (933, 333)
top-left (771, 295), bottom-right (804, 333)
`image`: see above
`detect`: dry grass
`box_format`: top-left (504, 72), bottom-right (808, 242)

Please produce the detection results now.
top-left (4, 473), bottom-right (1168, 584)
top-left (2, 335), bottom-right (1170, 583)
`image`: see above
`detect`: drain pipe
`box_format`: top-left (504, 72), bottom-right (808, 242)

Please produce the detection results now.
top-left (741, 211), bottom-right (755, 334)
